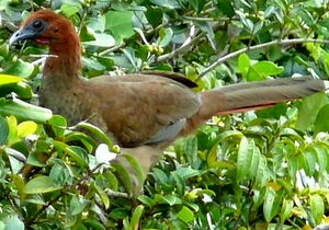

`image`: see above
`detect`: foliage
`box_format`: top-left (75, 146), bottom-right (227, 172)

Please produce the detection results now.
top-left (0, 0), bottom-right (329, 229)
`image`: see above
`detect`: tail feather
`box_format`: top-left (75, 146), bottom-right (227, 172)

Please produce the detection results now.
top-left (182, 77), bottom-right (328, 135)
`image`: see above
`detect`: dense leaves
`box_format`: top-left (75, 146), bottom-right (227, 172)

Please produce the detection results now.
top-left (0, 0), bottom-right (329, 229)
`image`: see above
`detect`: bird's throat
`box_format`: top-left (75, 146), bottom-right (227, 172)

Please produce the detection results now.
top-left (43, 30), bottom-right (82, 83)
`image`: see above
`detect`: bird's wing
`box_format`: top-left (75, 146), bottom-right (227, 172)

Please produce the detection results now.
top-left (88, 74), bottom-right (201, 147)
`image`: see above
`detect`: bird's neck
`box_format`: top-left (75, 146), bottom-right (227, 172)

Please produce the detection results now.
top-left (43, 33), bottom-right (82, 86)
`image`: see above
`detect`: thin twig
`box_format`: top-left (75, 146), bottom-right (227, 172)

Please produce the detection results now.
top-left (99, 42), bottom-right (126, 56)
top-left (146, 21), bottom-right (170, 34)
top-left (134, 28), bottom-right (150, 45)
top-left (106, 189), bottom-right (129, 198)
top-left (157, 32), bottom-right (204, 62)
top-left (182, 16), bottom-right (217, 22)
top-left (26, 193), bottom-right (62, 225)
top-left (197, 38), bottom-right (329, 80)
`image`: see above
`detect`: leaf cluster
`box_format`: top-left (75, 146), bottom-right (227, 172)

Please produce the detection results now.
top-left (0, 0), bottom-right (329, 229)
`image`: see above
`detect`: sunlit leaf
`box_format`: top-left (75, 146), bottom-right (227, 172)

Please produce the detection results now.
top-left (310, 194), bottom-right (324, 225)
top-left (17, 121), bottom-right (37, 138)
top-left (129, 205), bottom-right (144, 230)
top-left (0, 74), bottom-right (24, 85)
top-left (177, 206), bottom-right (195, 223)
top-left (0, 98), bottom-right (52, 123)
top-left (23, 176), bottom-right (62, 194)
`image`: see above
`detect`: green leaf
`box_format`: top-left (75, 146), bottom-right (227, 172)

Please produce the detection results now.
top-left (3, 215), bottom-right (24, 230)
top-left (152, 168), bottom-right (168, 184)
top-left (238, 53), bottom-right (251, 78)
top-left (83, 220), bottom-right (106, 230)
top-left (49, 160), bottom-right (73, 186)
top-left (173, 168), bottom-right (201, 180)
top-left (4, 147), bottom-right (26, 173)
top-left (310, 194), bottom-right (324, 225)
top-left (151, 0), bottom-right (181, 9)
top-left (217, 0), bottom-right (235, 17)
top-left (111, 162), bottom-right (134, 195)
top-left (23, 175), bottom-right (62, 194)
top-left (64, 131), bottom-right (96, 153)
top-left (256, 103), bottom-right (288, 119)
top-left (65, 146), bottom-right (89, 168)
top-left (48, 115), bottom-right (67, 137)
top-left (0, 74), bottom-right (24, 85)
top-left (109, 208), bottom-right (130, 220)
top-left (26, 151), bottom-right (46, 167)
top-left (189, 0), bottom-right (206, 12)
top-left (83, 33), bottom-right (115, 47)
top-left (155, 194), bottom-right (182, 206)
top-left (4, 60), bottom-right (35, 78)
top-left (0, 116), bottom-right (9, 145)
top-left (17, 121), bottom-right (37, 138)
top-left (237, 137), bottom-right (252, 182)
top-left (122, 154), bottom-right (146, 186)
top-left (313, 146), bottom-right (327, 173)
top-left (159, 28), bottom-right (173, 47)
top-left (60, 3), bottom-right (80, 18)
top-left (280, 199), bottom-right (294, 223)
top-left (177, 206), bottom-right (195, 223)
top-left (248, 143), bottom-right (260, 179)
top-left (263, 187), bottom-right (276, 222)
top-left (10, 82), bottom-right (33, 100)
top-left (145, 7), bottom-right (163, 28)
top-left (69, 196), bottom-right (89, 216)
top-left (105, 11), bottom-right (135, 41)
top-left (0, 98), bottom-right (52, 123)
top-left (82, 57), bottom-right (106, 71)
top-left (94, 183), bottom-right (110, 210)
top-left (314, 104), bottom-right (329, 133)
top-left (247, 61), bottom-right (284, 81)
top-left (297, 92), bottom-right (329, 130)
top-left (77, 122), bottom-right (113, 147)
top-left (137, 195), bottom-right (154, 207)
top-left (304, 150), bottom-right (316, 176)
top-left (129, 205), bottom-right (144, 230)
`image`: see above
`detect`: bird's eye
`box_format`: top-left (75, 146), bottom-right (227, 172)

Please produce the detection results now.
top-left (32, 20), bottom-right (43, 29)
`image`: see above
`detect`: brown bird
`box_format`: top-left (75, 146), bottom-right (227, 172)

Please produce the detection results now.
top-left (9, 10), bottom-right (328, 194)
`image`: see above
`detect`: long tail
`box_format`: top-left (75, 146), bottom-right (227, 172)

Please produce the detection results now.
top-left (182, 77), bottom-right (328, 135)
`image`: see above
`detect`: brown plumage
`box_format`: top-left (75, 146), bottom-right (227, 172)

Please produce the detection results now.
top-left (9, 10), bottom-right (328, 194)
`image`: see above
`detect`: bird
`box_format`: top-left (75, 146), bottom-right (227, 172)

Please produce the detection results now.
top-left (9, 9), bottom-right (328, 194)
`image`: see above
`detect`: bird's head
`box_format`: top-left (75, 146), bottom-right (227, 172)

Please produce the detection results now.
top-left (9, 9), bottom-right (78, 47)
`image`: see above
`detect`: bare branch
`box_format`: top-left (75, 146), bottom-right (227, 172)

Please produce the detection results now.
top-left (198, 38), bottom-right (329, 80)
top-left (157, 31), bottom-right (204, 62)
top-left (106, 189), bottom-right (129, 198)
top-left (98, 42), bottom-right (126, 56)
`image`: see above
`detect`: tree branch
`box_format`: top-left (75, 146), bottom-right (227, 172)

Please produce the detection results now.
top-left (198, 38), bottom-right (329, 80)
top-left (98, 42), bottom-right (126, 56)
top-left (157, 32), bottom-right (204, 62)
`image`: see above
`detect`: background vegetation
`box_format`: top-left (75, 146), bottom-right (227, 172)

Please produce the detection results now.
top-left (0, 0), bottom-right (329, 229)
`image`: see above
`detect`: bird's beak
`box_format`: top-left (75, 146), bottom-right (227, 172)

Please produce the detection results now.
top-left (9, 27), bottom-right (38, 46)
